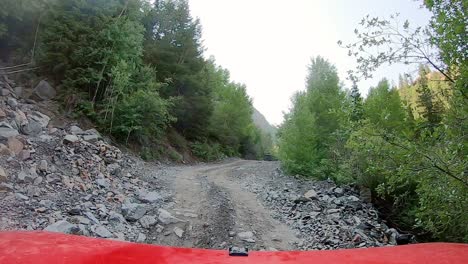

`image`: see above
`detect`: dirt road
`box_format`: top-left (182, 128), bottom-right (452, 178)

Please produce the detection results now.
top-left (149, 159), bottom-right (299, 251)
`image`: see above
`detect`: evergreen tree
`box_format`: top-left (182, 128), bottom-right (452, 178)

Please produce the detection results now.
top-left (416, 65), bottom-right (444, 130)
top-left (350, 82), bottom-right (364, 122)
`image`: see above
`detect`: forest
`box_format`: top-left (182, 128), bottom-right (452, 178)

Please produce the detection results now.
top-left (0, 0), bottom-right (272, 162)
top-left (0, 0), bottom-right (466, 243)
top-left (277, 0), bottom-right (467, 242)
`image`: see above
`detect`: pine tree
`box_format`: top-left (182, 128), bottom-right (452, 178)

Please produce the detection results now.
top-left (416, 65), bottom-right (444, 130)
top-left (350, 82), bottom-right (364, 122)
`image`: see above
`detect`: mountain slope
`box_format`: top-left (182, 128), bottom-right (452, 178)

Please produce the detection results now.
top-left (252, 108), bottom-right (277, 137)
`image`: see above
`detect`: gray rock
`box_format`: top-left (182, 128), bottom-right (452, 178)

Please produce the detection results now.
top-left (63, 134), bottom-right (79, 144)
top-left (70, 125), bottom-right (83, 134)
top-left (121, 203), bottom-right (147, 221)
top-left (173, 227), bottom-right (184, 238)
top-left (0, 167), bottom-right (7, 182)
top-left (348, 195), bottom-right (360, 202)
top-left (94, 225), bottom-right (113, 238)
top-left (157, 209), bottom-right (182, 225)
top-left (334, 188), bottom-right (344, 195)
top-left (0, 122), bottom-right (19, 139)
top-left (17, 171), bottom-right (36, 183)
top-left (38, 160), bottom-right (48, 172)
top-left (15, 193), bottom-right (28, 200)
top-left (139, 215), bottom-right (157, 228)
top-left (237, 231), bottom-right (255, 242)
top-left (82, 134), bottom-right (100, 142)
top-left (1, 88), bottom-right (10, 96)
top-left (7, 98), bottom-right (18, 108)
top-left (0, 182), bottom-right (14, 191)
top-left (25, 111), bottom-right (50, 135)
top-left (33, 80), bottom-right (56, 100)
top-left (304, 189), bottom-right (318, 199)
top-left (136, 233), bottom-right (147, 243)
top-left (108, 212), bottom-right (127, 224)
top-left (138, 191), bottom-right (162, 203)
top-left (84, 212), bottom-right (101, 225)
top-left (46, 173), bottom-right (61, 184)
top-left (44, 220), bottom-right (78, 234)
top-left (96, 178), bottom-right (110, 189)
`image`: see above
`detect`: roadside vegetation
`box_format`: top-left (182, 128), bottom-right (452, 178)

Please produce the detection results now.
top-left (277, 0), bottom-right (467, 242)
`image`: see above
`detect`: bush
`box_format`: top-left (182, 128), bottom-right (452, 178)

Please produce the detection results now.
top-left (190, 141), bottom-right (225, 161)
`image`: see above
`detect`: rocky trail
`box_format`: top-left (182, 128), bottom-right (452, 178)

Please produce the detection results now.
top-left (0, 76), bottom-right (402, 252)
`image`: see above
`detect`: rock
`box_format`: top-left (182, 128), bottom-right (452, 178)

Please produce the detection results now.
top-left (0, 122), bottom-right (19, 139)
top-left (7, 137), bottom-right (23, 154)
top-left (44, 220), bottom-right (78, 234)
top-left (46, 173), bottom-right (61, 184)
top-left (237, 231), bottom-right (255, 242)
top-left (36, 207), bottom-right (47, 213)
top-left (228, 231), bottom-right (236, 237)
top-left (304, 189), bottom-right (318, 199)
top-left (82, 133), bottom-right (100, 142)
top-left (96, 178), bottom-right (110, 189)
top-left (0, 167), bottom-right (7, 182)
top-left (33, 176), bottom-right (43, 185)
top-left (38, 160), bottom-right (48, 172)
top-left (84, 212), bottom-right (101, 225)
top-left (70, 125), bottom-right (83, 134)
top-left (68, 206), bottom-right (82, 216)
top-left (21, 111), bottom-right (50, 136)
top-left (173, 227), bottom-right (184, 238)
top-left (157, 209), bottom-right (183, 225)
top-left (0, 109), bottom-right (6, 119)
top-left (0, 182), bottom-right (14, 191)
top-left (17, 149), bottom-right (30, 160)
top-left (139, 215), bottom-right (157, 228)
top-left (294, 196), bottom-right (310, 203)
top-left (334, 187), bottom-right (344, 195)
top-left (17, 171), bottom-right (35, 183)
top-left (136, 233), bottom-right (147, 243)
top-left (33, 80), bottom-right (56, 100)
top-left (15, 193), bottom-right (28, 200)
top-left (94, 225), bottom-right (113, 238)
top-left (138, 191), bottom-right (162, 203)
top-left (108, 212), bottom-right (127, 224)
top-left (63, 134), bottom-right (79, 144)
top-left (0, 143), bottom-right (12, 156)
top-left (7, 98), bottom-right (18, 108)
top-left (0, 88), bottom-right (9, 96)
top-left (348, 195), bottom-right (360, 202)
top-left (121, 203), bottom-right (147, 221)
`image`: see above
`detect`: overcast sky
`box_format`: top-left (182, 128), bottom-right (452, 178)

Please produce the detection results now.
top-left (188, 0), bottom-right (432, 125)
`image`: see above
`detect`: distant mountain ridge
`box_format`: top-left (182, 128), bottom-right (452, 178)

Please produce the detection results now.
top-left (252, 108), bottom-right (277, 138)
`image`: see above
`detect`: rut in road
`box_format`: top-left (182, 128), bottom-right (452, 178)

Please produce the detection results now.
top-left (151, 159), bottom-right (299, 250)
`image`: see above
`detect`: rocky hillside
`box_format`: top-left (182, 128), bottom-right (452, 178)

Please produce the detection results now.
top-left (0, 75), bottom-right (407, 249)
top-left (252, 108), bottom-right (277, 139)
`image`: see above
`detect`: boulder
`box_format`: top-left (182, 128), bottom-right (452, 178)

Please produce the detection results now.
top-left (138, 191), bottom-right (162, 203)
top-left (33, 80), bottom-right (56, 100)
top-left (108, 212), bottom-right (127, 224)
top-left (7, 136), bottom-right (23, 155)
top-left (0, 88), bottom-right (10, 96)
top-left (121, 203), bottom-right (147, 221)
top-left (136, 233), bottom-right (147, 243)
top-left (157, 209), bottom-right (183, 225)
top-left (0, 122), bottom-right (19, 139)
top-left (7, 98), bottom-right (18, 108)
top-left (173, 227), bottom-right (184, 238)
top-left (44, 220), bottom-right (78, 234)
top-left (139, 215), bottom-right (157, 228)
top-left (304, 189), bottom-right (318, 199)
top-left (63, 134), bottom-right (79, 144)
top-left (0, 109), bottom-right (6, 119)
top-left (0, 167), bottom-right (7, 182)
top-left (22, 111), bottom-right (50, 135)
top-left (70, 125), bottom-right (83, 134)
top-left (94, 225), bottom-right (114, 238)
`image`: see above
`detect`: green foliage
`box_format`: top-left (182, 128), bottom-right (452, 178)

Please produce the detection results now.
top-left (364, 79), bottom-right (408, 133)
top-left (190, 141), bottom-right (225, 162)
top-left (278, 57), bottom-right (348, 178)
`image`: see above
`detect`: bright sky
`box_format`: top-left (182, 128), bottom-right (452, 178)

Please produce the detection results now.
top-left (188, 0), bottom-right (432, 125)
